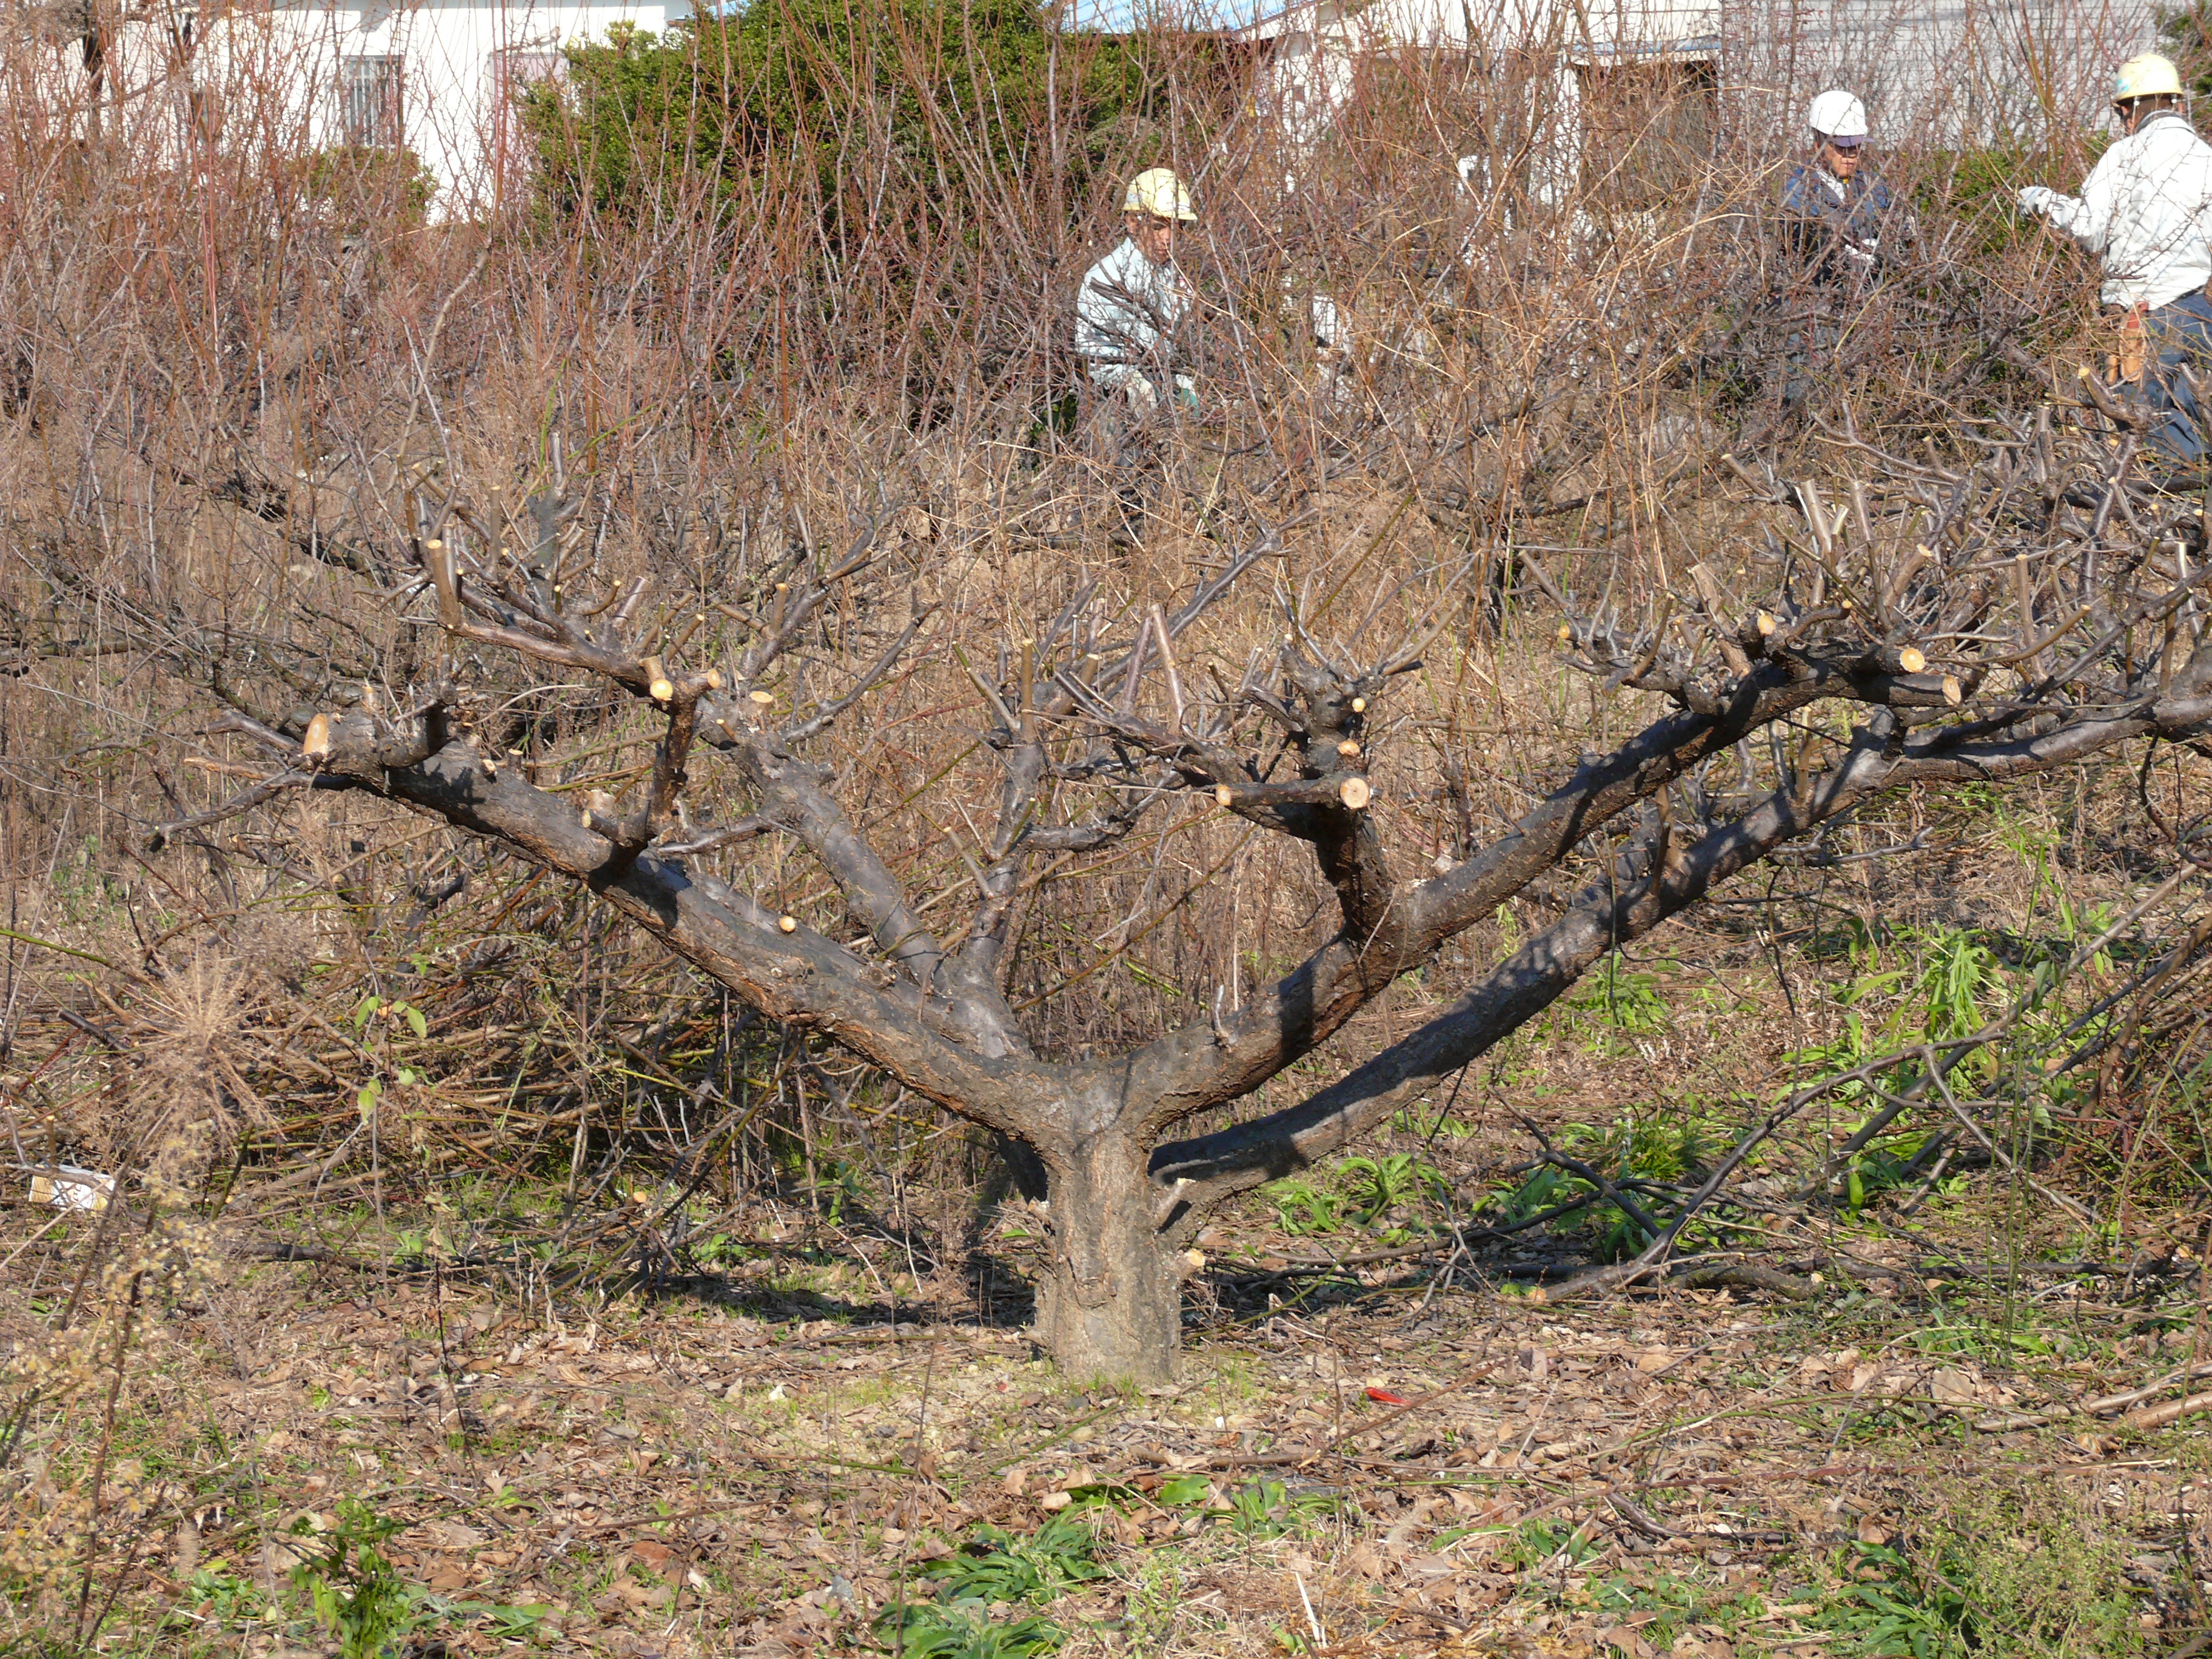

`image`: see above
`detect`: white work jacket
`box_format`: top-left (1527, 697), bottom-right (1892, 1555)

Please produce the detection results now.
top-left (1075, 237), bottom-right (1193, 396)
top-left (2033, 112), bottom-right (2212, 309)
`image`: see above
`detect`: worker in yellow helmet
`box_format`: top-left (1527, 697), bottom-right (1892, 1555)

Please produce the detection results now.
top-left (1076, 167), bottom-right (1200, 417)
top-left (2018, 53), bottom-right (2212, 460)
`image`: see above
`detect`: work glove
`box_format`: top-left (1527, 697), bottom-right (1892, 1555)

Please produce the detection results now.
top-left (2017, 186), bottom-right (2059, 218)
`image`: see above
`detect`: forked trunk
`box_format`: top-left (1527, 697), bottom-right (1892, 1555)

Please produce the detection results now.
top-left (1034, 1137), bottom-right (1182, 1385)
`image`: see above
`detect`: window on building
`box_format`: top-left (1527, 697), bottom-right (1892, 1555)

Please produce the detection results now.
top-left (1574, 56), bottom-right (1717, 212)
top-left (341, 53), bottom-right (404, 149)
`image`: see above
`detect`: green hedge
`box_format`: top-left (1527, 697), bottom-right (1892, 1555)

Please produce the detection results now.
top-left (523, 0), bottom-right (1162, 227)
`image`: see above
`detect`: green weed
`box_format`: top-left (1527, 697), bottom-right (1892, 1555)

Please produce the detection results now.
top-left (1808, 1484), bottom-right (2153, 1657)
top-left (1151, 1474), bottom-right (1338, 1536)
top-left (1267, 1177), bottom-right (1344, 1236)
top-left (1560, 961), bottom-right (1674, 1053)
top-left (878, 1513), bottom-right (1104, 1657)
top-left (876, 1605), bottom-right (1065, 1658)
top-left (287, 1500), bottom-right (409, 1659)
top-left (180, 1563), bottom-right (267, 1627)
top-left (1266, 1153), bottom-right (1449, 1241)
top-left (1476, 1103), bottom-right (1723, 1259)
top-left (1506, 1519), bottom-right (1600, 1570)
top-left (1823, 1543), bottom-right (1973, 1657)
top-left (922, 1516), bottom-right (1104, 1604)
top-left (1578, 1567), bottom-right (1766, 1647)
top-left (1222, 1476), bottom-right (1338, 1537)
top-left (1336, 1153), bottom-right (1449, 1227)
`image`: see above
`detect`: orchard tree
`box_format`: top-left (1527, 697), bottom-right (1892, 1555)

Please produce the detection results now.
top-left (156, 387), bottom-right (2212, 1384)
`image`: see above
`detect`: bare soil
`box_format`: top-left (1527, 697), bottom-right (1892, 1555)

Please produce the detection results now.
top-left (49, 1168), bottom-right (2212, 1659)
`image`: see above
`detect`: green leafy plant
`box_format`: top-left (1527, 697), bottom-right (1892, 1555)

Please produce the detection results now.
top-left (1816, 1543), bottom-right (1973, 1657)
top-left (526, 0), bottom-right (1167, 226)
top-left (354, 994), bottom-right (429, 1039)
top-left (287, 1500), bottom-right (408, 1659)
top-left (1224, 1476), bottom-right (1337, 1538)
top-left (1478, 1104), bottom-right (1721, 1259)
top-left (1156, 1473), bottom-right (1212, 1507)
top-left (1336, 1152), bottom-right (1448, 1227)
top-left (1266, 1176), bottom-right (1344, 1237)
top-left (1561, 960), bottom-right (1673, 1051)
top-left (879, 1606), bottom-right (1067, 1658)
top-left (183, 1562), bottom-right (267, 1626)
top-left (1482, 1161), bottom-right (1580, 1227)
top-left (1507, 1518), bottom-right (1600, 1570)
top-left (923, 1515), bottom-right (1104, 1604)
top-left (878, 1513), bottom-right (1104, 1657)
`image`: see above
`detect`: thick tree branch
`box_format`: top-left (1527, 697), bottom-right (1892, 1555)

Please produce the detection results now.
top-left (1118, 649), bottom-right (1917, 1136)
top-left (298, 729), bottom-right (1071, 1147)
top-left (1147, 680), bottom-right (2212, 1223)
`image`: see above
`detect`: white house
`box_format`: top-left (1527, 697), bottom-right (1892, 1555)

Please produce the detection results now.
top-left (85, 0), bottom-right (692, 215)
top-left (1238, 0), bottom-right (2157, 189)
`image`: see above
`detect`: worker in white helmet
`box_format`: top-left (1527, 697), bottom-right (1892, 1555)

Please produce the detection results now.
top-left (2017, 53), bottom-right (2212, 460)
top-left (1076, 167), bottom-right (1199, 416)
top-left (1780, 90), bottom-right (1908, 283)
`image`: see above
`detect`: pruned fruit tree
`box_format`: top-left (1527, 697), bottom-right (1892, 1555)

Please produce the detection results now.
top-left (158, 397), bottom-right (2212, 1383)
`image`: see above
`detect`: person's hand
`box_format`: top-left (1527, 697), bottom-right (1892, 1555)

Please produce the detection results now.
top-left (2017, 186), bottom-right (2059, 217)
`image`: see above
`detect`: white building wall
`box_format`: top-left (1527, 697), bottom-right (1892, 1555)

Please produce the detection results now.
top-left (1719, 0), bottom-right (2154, 143)
top-left (189, 0), bottom-right (691, 216)
top-left (1244, 0), bottom-right (2156, 161)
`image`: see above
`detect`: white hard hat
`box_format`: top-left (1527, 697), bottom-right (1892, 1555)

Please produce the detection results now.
top-left (1124, 167), bottom-right (1197, 223)
top-left (1807, 89), bottom-right (1869, 142)
top-left (2114, 53), bottom-right (2182, 101)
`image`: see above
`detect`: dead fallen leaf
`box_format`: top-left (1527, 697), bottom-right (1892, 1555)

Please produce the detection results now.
top-left (1347, 1540), bottom-right (1389, 1580)
top-left (426, 1559), bottom-right (470, 1593)
top-left (1931, 1367), bottom-right (1977, 1406)
top-left (427, 1518), bottom-right (485, 1550)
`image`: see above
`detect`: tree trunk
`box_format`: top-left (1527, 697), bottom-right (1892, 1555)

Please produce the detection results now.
top-left (1035, 1138), bottom-right (1182, 1386)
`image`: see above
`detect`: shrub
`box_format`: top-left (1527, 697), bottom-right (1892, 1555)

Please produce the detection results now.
top-left (304, 146), bottom-right (438, 228)
top-left (523, 0), bottom-right (1162, 229)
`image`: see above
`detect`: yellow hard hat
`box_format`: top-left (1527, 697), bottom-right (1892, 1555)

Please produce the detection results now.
top-left (2114, 53), bottom-right (2182, 101)
top-left (1124, 167), bottom-right (1197, 222)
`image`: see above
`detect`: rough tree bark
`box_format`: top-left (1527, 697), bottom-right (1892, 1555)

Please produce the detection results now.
top-left (159, 404), bottom-right (2212, 1383)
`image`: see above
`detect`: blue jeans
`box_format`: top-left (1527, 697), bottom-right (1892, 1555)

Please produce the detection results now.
top-left (2144, 292), bottom-right (2212, 462)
